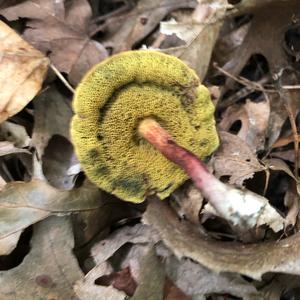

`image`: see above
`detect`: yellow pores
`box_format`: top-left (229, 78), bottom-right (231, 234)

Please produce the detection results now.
top-left (71, 50), bottom-right (219, 203)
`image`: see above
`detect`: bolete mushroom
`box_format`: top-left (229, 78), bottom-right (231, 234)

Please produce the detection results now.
top-left (71, 50), bottom-right (219, 203)
top-left (71, 50), bottom-right (284, 231)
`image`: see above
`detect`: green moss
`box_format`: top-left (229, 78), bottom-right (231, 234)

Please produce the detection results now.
top-left (71, 50), bottom-right (219, 203)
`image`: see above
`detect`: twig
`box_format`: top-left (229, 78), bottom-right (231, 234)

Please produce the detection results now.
top-left (214, 63), bottom-right (275, 93)
top-left (283, 101), bottom-right (299, 178)
top-left (50, 64), bottom-right (75, 94)
top-left (281, 85), bottom-right (300, 90)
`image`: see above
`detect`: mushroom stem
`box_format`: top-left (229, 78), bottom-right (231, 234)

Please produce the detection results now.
top-left (138, 118), bottom-right (220, 199)
top-left (138, 118), bottom-right (284, 232)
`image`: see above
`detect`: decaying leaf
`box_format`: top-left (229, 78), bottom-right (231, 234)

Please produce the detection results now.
top-left (0, 230), bottom-right (23, 255)
top-left (224, 1), bottom-right (300, 76)
top-left (212, 131), bottom-right (264, 186)
top-left (171, 182), bottom-right (204, 224)
top-left (78, 227), bottom-right (163, 299)
top-left (219, 99), bottom-right (270, 151)
top-left (264, 158), bottom-right (298, 182)
top-left (31, 87), bottom-right (80, 189)
top-left (164, 278), bottom-right (192, 300)
top-left (102, 0), bottom-right (197, 54)
top-left (0, 0), bottom-right (108, 85)
top-left (32, 87), bottom-right (73, 157)
top-left (217, 0), bottom-right (300, 148)
top-left (42, 135), bottom-right (78, 189)
top-left (260, 274), bottom-right (300, 299)
top-left (162, 0), bottom-right (228, 79)
top-left (0, 216), bottom-right (83, 300)
top-left (272, 149), bottom-right (300, 166)
top-left (0, 141), bottom-right (30, 156)
top-left (160, 18), bottom-right (201, 44)
top-left (92, 224), bottom-right (160, 265)
top-left (0, 179), bottom-right (103, 239)
top-left (272, 133), bottom-right (300, 149)
top-left (0, 20), bottom-right (49, 123)
top-left (165, 257), bottom-right (259, 298)
top-left (74, 261), bottom-right (126, 300)
top-left (94, 266), bottom-right (137, 297)
top-left (284, 181), bottom-right (300, 230)
top-left (130, 247), bottom-right (165, 300)
top-left (143, 200), bottom-right (300, 280)
top-left (0, 121), bottom-right (31, 148)
top-left (72, 196), bottom-right (142, 248)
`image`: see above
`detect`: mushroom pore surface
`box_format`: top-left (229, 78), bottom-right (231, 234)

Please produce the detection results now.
top-left (71, 50), bottom-right (219, 203)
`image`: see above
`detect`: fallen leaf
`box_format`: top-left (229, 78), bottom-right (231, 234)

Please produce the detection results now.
top-left (0, 230), bottom-right (23, 255)
top-left (264, 158), bottom-right (297, 182)
top-left (0, 178), bottom-right (21, 255)
top-left (162, 0), bottom-right (228, 79)
top-left (102, 0), bottom-right (197, 54)
top-left (212, 131), bottom-right (264, 186)
top-left (164, 277), bottom-right (192, 300)
top-left (284, 181), bottom-right (300, 230)
top-left (220, 1), bottom-right (300, 81)
top-left (171, 182), bottom-right (203, 224)
top-left (0, 121), bottom-right (31, 148)
top-left (143, 200), bottom-right (300, 280)
top-left (0, 216), bottom-right (83, 299)
top-left (0, 179), bottom-right (103, 239)
top-left (219, 99), bottom-right (270, 151)
top-left (272, 133), bottom-right (300, 149)
top-left (74, 261), bottom-right (126, 300)
top-left (160, 18), bottom-right (201, 44)
top-left (92, 224), bottom-right (160, 265)
top-left (260, 274), bottom-right (300, 300)
top-left (94, 266), bottom-right (137, 297)
top-left (42, 135), bottom-right (78, 189)
top-left (0, 20), bottom-right (49, 123)
top-left (0, 0), bottom-right (108, 85)
top-left (215, 1), bottom-right (300, 148)
top-left (271, 149), bottom-right (300, 166)
top-left (130, 247), bottom-right (165, 300)
top-left (165, 257), bottom-right (259, 298)
top-left (72, 197), bottom-right (142, 248)
top-left (32, 87), bottom-right (73, 157)
top-left (0, 141), bottom-right (30, 156)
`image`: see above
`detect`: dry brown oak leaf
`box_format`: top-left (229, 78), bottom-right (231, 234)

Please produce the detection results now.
top-left (0, 21), bottom-right (49, 123)
top-left (0, 0), bottom-right (108, 85)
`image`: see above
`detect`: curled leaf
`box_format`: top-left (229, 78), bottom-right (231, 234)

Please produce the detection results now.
top-left (143, 200), bottom-right (299, 280)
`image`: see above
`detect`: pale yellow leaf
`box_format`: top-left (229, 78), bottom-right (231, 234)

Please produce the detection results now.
top-left (0, 20), bottom-right (49, 123)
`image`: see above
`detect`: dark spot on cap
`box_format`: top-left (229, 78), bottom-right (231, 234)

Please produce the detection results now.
top-left (88, 148), bottom-right (99, 160)
top-left (114, 178), bottom-right (143, 195)
top-left (199, 138), bottom-right (209, 147)
top-left (97, 134), bottom-right (103, 141)
top-left (94, 165), bottom-right (109, 176)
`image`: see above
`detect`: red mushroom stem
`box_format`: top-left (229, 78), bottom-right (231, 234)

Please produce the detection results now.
top-left (138, 118), bottom-right (284, 232)
top-left (138, 118), bottom-right (223, 202)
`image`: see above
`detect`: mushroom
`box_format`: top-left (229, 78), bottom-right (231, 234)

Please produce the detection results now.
top-left (71, 50), bottom-right (219, 203)
top-left (71, 50), bottom-right (284, 231)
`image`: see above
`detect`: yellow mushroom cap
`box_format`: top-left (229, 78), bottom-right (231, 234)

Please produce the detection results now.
top-left (71, 50), bottom-right (219, 203)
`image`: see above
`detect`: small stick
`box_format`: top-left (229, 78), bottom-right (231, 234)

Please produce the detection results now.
top-left (50, 64), bottom-right (75, 94)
